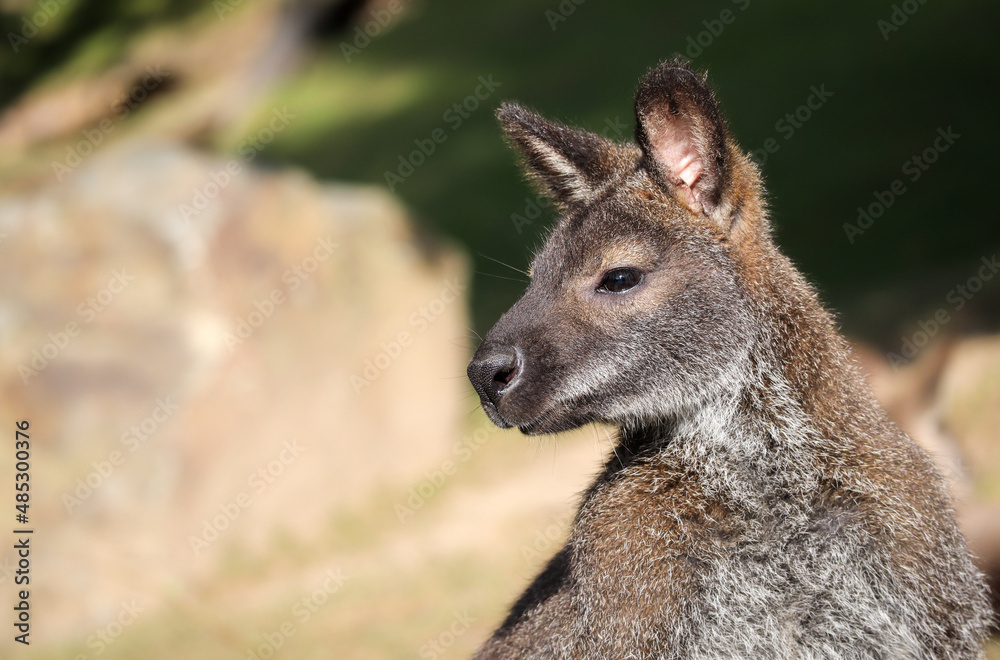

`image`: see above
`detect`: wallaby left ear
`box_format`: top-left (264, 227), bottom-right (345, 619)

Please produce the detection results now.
top-left (498, 102), bottom-right (632, 209)
top-left (635, 61), bottom-right (734, 226)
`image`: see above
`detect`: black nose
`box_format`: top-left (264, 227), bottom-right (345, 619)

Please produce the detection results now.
top-left (468, 344), bottom-right (522, 408)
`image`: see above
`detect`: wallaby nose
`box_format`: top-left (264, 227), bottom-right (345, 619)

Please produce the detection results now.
top-left (468, 344), bottom-right (522, 409)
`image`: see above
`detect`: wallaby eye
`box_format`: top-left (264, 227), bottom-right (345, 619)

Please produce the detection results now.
top-left (597, 267), bottom-right (643, 293)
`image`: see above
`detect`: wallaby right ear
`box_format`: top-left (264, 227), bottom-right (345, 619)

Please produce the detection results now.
top-left (498, 102), bottom-right (627, 209)
top-left (635, 61), bottom-right (734, 226)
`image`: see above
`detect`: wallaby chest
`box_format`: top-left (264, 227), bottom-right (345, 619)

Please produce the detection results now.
top-left (571, 453), bottom-right (924, 658)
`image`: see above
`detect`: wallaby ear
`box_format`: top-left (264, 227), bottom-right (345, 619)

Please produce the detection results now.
top-left (498, 102), bottom-right (626, 208)
top-left (635, 61), bottom-right (733, 225)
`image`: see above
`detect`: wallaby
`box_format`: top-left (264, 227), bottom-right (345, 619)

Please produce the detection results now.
top-left (467, 61), bottom-right (992, 658)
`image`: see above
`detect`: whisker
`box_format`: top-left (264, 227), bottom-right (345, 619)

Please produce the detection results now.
top-left (603, 427), bottom-right (622, 466)
top-left (475, 270), bottom-right (527, 284)
top-left (478, 252), bottom-right (530, 277)
top-left (590, 425), bottom-right (604, 462)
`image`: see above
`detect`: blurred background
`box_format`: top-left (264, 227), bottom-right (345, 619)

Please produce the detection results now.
top-left (0, 0), bottom-right (998, 657)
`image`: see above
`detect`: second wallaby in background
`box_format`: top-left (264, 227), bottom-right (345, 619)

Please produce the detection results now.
top-left (467, 60), bottom-right (992, 658)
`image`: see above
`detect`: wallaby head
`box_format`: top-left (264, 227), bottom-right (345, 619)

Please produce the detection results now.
top-left (469, 61), bottom-right (773, 434)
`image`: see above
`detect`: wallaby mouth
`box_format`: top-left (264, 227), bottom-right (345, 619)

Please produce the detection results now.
top-left (468, 341), bottom-right (588, 435)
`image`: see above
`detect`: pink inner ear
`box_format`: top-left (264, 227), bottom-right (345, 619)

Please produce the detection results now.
top-left (654, 132), bottom-right (703, 194)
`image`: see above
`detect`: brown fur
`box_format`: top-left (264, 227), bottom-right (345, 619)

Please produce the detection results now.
top-left (467, 60), bottom-right (991, 658)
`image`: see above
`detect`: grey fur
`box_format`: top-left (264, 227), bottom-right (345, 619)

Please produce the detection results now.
top-left (467, 61), bottom-right (992, 659)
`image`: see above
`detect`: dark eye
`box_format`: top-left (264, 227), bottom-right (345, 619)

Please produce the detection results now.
top-left (597, 267), bottom-right (643, 293)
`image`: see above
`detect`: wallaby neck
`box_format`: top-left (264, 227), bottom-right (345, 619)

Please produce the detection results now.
top-left (614, 247), bottom-right (879, 508)
top-left (745, 245), bottom-right (883, 440)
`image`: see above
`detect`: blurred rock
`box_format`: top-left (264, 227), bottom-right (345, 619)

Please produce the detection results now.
top-left (854, 336), bottom-right (1000, 611)
top-left (0, 140), bottom-right (470, 643)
